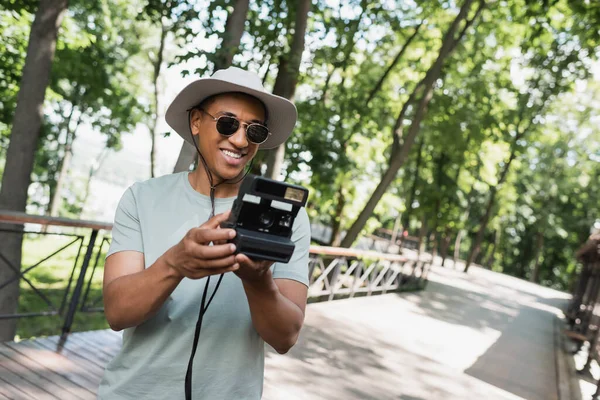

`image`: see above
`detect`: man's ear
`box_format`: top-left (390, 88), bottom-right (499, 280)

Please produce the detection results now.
top-left (190, 109), bottom-right (202, 135)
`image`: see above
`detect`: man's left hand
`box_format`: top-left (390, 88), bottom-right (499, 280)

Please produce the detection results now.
top-left (234, 254), bottom-right (274, 283)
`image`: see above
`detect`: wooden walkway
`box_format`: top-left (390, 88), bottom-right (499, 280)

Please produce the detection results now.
top-left (0, 264), bottom-right (571, 400)
top-left (0, 330), bottom-right (120, 399)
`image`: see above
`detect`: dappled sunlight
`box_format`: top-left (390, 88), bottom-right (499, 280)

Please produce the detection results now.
top-left (263, 264), bottom-right (569, 399)
top-left (0, 264), bottom-right (571, 399)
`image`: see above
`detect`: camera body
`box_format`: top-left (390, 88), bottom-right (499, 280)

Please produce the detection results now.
top-left (221, 175), bottom-right (309, 263)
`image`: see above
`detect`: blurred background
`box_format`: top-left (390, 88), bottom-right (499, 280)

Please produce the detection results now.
top-left (1, 0), bottom-right (600, 399)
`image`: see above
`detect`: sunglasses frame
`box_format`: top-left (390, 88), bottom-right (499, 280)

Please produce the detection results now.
top-left (198, 108), bottom-right (271, 145)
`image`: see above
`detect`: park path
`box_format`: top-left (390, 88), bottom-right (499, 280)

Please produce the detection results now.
top-left (263, 264), bottom-right (570, 400)
top-left (0, 264), bottom-right (569, 399)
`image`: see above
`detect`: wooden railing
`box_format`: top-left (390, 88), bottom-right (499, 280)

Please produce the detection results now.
top-left (0, 211), bottom-right (429, 335)
top-left (565, 234), bottom-right (600, 400)
top-left (307, 245), bottom-right (429, 301)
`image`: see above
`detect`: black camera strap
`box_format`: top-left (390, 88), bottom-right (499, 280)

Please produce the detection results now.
top-left (184, 272), bottom-right (224, 400)
top-left (184, 110), bottom-right (253, 400)
top-left (184, 189), bottom-right (224, 400)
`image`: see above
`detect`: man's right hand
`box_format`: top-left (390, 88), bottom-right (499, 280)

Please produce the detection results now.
top-left (162, 211), bottom-right (239, 280)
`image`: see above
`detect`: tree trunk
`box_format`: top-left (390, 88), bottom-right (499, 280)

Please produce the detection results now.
top-left (464, 135), bottom-right (521, 273)
top-left (213, 0), bottom-right (250, 70)
top-left (265, 0), bottom-right (311, 179)
top-left (390, 215), bottom-right (402, 253)
top-left (464, 189), bottom-right (495, 272)
top-left (452, 229), bottom-right (464, 268)
top-left (80, 148), bottom-right (109, 216)
top-left (417, 215), bottom-right (427, 258)
top-left (530, 231), bottom-right (544, 283)
top-left (451, 155), bottom-right (481, 268)
top-left (402, 138), bottom-right (425, 230)
top-left (47, 112), bottom-right (81, 218)
top-left (173, 0), bottom-right (249, 173)
top-left (430, 232), bottom-right (438, 261)
top-left (340, 0), bottom-right (482, 248)
top-left (150, 19), bottom-right (167, 178)
top-left (484, 228), bottom-right (501, 269)
top-left (440, 230), bottom-right (452, 266)
top-left (330, 184), bottom-right (346, 246)
top-left (428, 153), bottom-right (446, 261)
top-left (326, 15), bottom-right (421, 237)
top-left (48, 143), bottom-right (72, 217)
top-left (0, 0), bottom-right (69, 341)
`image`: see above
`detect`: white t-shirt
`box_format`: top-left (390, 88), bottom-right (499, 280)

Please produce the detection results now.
top-left (98, 171), bottom-right (310, 400)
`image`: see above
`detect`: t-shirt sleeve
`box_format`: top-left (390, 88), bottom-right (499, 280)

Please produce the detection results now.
top-left (107, 186), bottom-right (144, 257)
top-left (272, 207), bottom-right (311, 286)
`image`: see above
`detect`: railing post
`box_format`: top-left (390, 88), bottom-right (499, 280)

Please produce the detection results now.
top-left (61, 229), bottom-right (98, 339)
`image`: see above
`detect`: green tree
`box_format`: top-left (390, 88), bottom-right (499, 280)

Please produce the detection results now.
top-left (0, 0), bottom-right (69, 341)
top-left (172, 0), bottom-right (251, 173)
top-left (341, 0), bottom-right (485, 248)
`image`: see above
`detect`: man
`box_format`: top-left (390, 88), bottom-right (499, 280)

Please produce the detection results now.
top-left (99, 67), bottom-right (310, 399)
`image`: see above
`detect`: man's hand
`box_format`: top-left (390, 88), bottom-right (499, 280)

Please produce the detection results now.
top-left (234, 254), bottom-right (274, 284)
top-left (163, 212), bottom-right (239, 279)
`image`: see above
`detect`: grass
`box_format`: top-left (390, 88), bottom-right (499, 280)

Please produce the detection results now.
top-left (14, 232), bottom-right (110, 340)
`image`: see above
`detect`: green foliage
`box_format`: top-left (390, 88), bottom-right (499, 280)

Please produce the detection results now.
top-left (0, 1), bottom-right (150, 213)
top-left (2, 0), bottom-right (600, 292)
top-left (0, 10), bottom-right (30, 149)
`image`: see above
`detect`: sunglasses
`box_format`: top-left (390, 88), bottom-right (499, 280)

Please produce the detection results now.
top-left (199, 109), bottom-right (270, 145)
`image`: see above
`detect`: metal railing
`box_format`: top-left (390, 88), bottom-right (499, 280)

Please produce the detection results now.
top-left (0, 211), bottom-right (429, 340)
top-left (0, 211), bottom-right (111, 338)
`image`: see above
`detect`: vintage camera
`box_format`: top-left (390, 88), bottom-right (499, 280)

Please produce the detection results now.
top-left (221, 175), bottom-right (309, 263)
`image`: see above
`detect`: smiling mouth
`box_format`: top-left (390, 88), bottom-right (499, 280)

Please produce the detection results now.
top-left (221, 149), bottom-right (245, 159)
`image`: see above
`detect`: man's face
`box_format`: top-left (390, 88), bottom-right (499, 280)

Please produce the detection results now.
top-left (191, 93), bottom-right (266, 181)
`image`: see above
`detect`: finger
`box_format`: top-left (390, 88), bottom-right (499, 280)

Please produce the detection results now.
top-left (213, 226), bottom-right (229, 245)
top-left (235, 253), bottom-right (254, 267)
top-left (190, 263), bottom-right (239, 279)
top-left (201, 211), bottom-right (232, 230)
top-left (190, 227), bottom-right (236, 244)
top-left (196, 255), bottom-right (238, 269)
top-left (190, 243), bottom-right (236, 260)
top-left (235, 254), bottom-right (273, 269)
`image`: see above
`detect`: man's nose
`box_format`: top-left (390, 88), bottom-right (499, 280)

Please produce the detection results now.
top-left (228, 124), bottom-right (248, 148)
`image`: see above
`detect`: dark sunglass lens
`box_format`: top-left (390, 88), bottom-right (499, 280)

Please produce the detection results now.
top-left (246, 125), bottom-right (269, 144)
top-left (216, 116), bottom-right (239, 136)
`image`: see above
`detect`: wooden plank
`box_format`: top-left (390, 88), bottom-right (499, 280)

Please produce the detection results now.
top-left (68, 333), bottom-right (120, 360)
top-left (68, 334), bottom-right (119, 360)
top-left (0, 364), bottom-right (54, 399)
top-left (91, 329), bottom-right (122, 344)
top-left (4, 341), bottom-right (100, 393)
top-left (0, 375), bottom-right (36, 400)
top-left (72, 331), bottom-right (121, 354)
top-left (0, 210), bottom-right (112, 231)
top-left (309, 245), bottom-right (407, 262)
top-left (31, 338), bottom-right (106, 379)
top-left (75, 330), bottom-right (121, 346)
top-left (0, 344), bottom-right (91, 400)
top-left (0, 347), bottom-right (78, 399)
top-left (76, 330), bottom-right (122, 355)
top-left (46, 335), bottom-right (113, 366)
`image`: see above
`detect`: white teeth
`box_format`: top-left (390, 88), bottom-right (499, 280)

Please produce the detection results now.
top-left (222, 149), bottom-right (242, 159)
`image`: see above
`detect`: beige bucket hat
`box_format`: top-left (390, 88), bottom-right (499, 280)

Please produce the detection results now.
top-left (165, 67), bottom-right (297, 149)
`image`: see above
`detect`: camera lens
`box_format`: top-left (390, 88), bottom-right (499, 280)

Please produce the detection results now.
top-left (259, 212), bottom-right (274, 228)
top-left (279, 214), bottom-right (292, 228)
